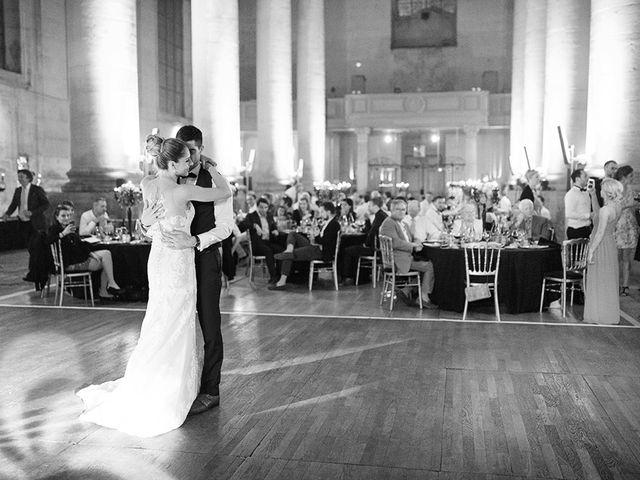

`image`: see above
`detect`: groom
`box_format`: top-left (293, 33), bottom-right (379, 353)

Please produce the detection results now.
top-left (146, 125), bottom-right (233, 414)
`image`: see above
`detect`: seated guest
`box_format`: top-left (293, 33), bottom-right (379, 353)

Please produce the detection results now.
top-left (354, 193), bottom-right (370, 220)
top-left (79, 197), bottom-right (111, 236)
top-left (404, 200), bottom-right (429, 243)
top-left (48, 204), bottom-right (123, 299)
top-left (424, 196), bottom-right (447, 241)
top-left (245, 192), bottom-right (257, 213)
top-left (380, 198), bottom-right (436, 308)
top-left (274, 205), bottom-right (292, 232)
top-left (291, 196), bottom-right (315, 226)
top-left (520, 169), bottom-right (540, 202)
top-left (279, 195), bottom-right (293, 214)
top-left (245, 198), bottom-right (285, 284)
top-left (451, 204), bottom-right (484, 240)
top-left (339, 198), bottom-right (356, 223)
top-left (269, 202), bottom-right (340, 290)
top-left (510, 199), bottom-right (552, 241)
top-left (341, 196), bottom-right (387, 284)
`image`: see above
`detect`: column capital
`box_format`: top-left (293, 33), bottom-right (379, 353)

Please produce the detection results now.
top-left (355, 127), bottom-right (372, 138)
top-left (463, 126), bottom-right (480, 137)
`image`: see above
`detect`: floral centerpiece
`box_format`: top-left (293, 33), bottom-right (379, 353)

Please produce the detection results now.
top-left (114, 181), bottom-right (143, 234)
top-left (313, 180), bottom-right (351, 203)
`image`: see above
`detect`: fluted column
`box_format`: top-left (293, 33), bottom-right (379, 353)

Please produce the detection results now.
top-left (509, 0), bottom-right (526, 175)
top-left (586, 0), bottom-right (640, 166)
top-left (464, 127), bottom-right (479, 180)
top-left (355, 128), bottom-right (371, 193)
top-left (64, 0), bottom-right (140, 191)
top-left (541, 0), bottom-right (590, 179)
top-left (256, 0), bottom-right (294, 191)
top-left (521, 0), bottom-right (547, 172)
top-left (297, 0), bottom-right (326, 187)
top-left (192, 0), bottom-right (241, 175)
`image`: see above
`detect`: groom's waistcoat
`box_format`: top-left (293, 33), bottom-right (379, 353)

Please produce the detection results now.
top-left (190, 167), bottom-right (217, 239)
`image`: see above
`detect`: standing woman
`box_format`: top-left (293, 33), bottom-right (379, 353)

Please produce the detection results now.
top-left (584, 178), bottom-right (624, 324)
top-left (613, 166), bottom-right (639, 296)
top-left (520, 169), bottom-right (540, 202)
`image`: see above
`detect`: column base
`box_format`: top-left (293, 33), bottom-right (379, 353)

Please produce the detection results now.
top-left (62, 168), bottom-right (142, 193)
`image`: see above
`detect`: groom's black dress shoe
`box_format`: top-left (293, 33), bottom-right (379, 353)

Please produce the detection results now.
top-left (188, 394), bottom-right (219, 415)
top-left (107, 286), bottom-right (124, 296)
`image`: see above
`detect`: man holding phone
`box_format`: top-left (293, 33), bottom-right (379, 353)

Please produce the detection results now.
top-left (565, 169), bottom-right (599, 239)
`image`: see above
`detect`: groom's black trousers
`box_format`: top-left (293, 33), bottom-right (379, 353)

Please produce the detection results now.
top-left (195, 244), bottom-right (223, 396)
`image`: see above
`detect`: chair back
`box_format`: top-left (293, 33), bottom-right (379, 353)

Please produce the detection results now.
top-left (379, 235), bottom-right (396, 275)
top-left (333, 231), bottom-right (342, 264)
top-left (464, 243), bottom-right (501, 283)
top-left (561, 238), bottom-right (589, 273)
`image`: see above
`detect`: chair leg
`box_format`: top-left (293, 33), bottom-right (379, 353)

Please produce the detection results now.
top-left (539, 278), bottom-right (546, 313)
top-left (561, 280), bottom-right (567, 318)
top-left (389, 278), bottom-right (395, 311)
top-left (333, 264), bottom-right (339, 291)
top-left (59, 278), bottom-right (64, 306)
top-left (372, 258), bottom-right (377, 289)
top-left (379, 275), bottom-right (388, 306)
top-left (88, 276), bottom-right (95, 307)
top-left (416, 276), bottom-right (423, 310)
top-left (570, 283), bottom-right (575, 306)
top-left (308, 264), bottom-right (314, 291)
top-left (248, 259), bottom-right (253, 283)
top-left (355, 258), bottom-right (361, 286)
top-left (493, 285), bottom-right (500, 322)
top-left (462, 297), bottom-right (468, 321)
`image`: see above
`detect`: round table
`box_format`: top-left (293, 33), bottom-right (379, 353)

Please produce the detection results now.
top-left (91, 241), bottom-right (151, 300)
top-left (420, 245), bottom-right (562, 314)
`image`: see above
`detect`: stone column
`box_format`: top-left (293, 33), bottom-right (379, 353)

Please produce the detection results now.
top-left (64, 0), bottom-right (140, 191)
top-left (297, 0), bottom-right (326, 187)
top-left (542, 0), bottom-right (590, 179)
top-left (509, 0), bottom-right (526, 175)
top-left (521, 0), bottom-right (547, 172)
top-left (355, 128), bottom-right (371, 193)
top-left (463, 127), bottom-right (479, 180)
top-left (256, 0), bottom-right (294, 191)
top-left (586, 0), bottom-right (640, 166)
top-left (192, 0), bottom-right (241, 175)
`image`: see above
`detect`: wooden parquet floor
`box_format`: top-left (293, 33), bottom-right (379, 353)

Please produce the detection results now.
top-left (1, 304), bottom-right (640, 479)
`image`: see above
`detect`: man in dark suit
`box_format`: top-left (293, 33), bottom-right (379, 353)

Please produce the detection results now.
top-left (340, 196), bottom-right (387, 284)
top-left (3, 169), bottom-right (50, 282)
top-left (146, 125), bottom-right (232, 415)
top-left (245, 197), bottom-right (284, 284)
top-left (269, 202), bottom-right (340, 290)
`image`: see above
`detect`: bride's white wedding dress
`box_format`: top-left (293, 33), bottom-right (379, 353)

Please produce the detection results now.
top-left (77, 202), bottom-right (203, 437)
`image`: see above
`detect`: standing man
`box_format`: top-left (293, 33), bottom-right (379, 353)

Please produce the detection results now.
top-left (565, 169), bottom-right (599, 239)
top-left (380, 198), bottom-right (436, 308)
top-left (148, 125), bottom-right (233, 414)
top-left (2, 169), bottom-right (50, 282)
top-left (595, 160), bottom-right (618, 207)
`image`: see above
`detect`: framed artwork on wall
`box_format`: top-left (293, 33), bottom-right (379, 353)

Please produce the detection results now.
top-left (391, 0), bottom-right (457, 49)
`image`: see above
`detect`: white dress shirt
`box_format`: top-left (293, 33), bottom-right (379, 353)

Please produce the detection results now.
top-left (18, 183), bottom-right (30, 221)
top-left (79, 209), bottom-right (110, 235)
top-left (185, 162), bottom-right (234, 250)
top-left (403, 214), bottom-right (429, 243)
top-left (424, 203), bottom-right (444, 232)
top-left (564, 186), bottom-right (591, 229)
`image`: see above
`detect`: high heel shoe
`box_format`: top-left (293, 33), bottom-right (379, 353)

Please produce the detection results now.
top-left (620, 286), bottom-right (629, 296)
top-left (107, 286), bottom-right (124, 296)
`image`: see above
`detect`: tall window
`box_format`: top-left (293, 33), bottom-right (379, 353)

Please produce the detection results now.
top-left (158, 0), bottom-right (185, 116)
top-left (0, 0), bottom-right (21, 74)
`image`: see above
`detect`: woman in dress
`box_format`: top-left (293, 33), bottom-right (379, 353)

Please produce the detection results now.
top-left (76, 137), bottom-right (231, 437)
top-left (613, 165), bottom-right (639, 296)
top-left (291, 195), bottom-right (315, 226)
top-left (339, 198), bottom-right (356, 223)
top-left (584, 178), bottom-right (623, 325)
top-left (47, 205), bottom-right (123, 299)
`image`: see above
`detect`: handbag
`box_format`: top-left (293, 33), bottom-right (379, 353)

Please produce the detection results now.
top-left (465, 284), bottom-right (491, 302)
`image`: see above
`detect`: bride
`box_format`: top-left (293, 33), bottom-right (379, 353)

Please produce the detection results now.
top-left (76, 137), bottom-right (231, 437)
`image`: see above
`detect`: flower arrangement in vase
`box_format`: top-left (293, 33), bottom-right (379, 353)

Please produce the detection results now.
top-left (114, 181), bottom-right (143, 234)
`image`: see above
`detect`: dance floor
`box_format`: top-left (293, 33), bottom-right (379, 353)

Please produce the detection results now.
top-left (1, 250), bottom-right (640, 479)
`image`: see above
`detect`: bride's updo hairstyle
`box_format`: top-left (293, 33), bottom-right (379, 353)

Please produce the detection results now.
top-left (145, 134), bottom-right (188, 170)
top-left (601, 178), bottom-right (624, 205)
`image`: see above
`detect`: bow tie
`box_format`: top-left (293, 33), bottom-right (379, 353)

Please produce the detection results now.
top-left (579, 187), bottom-right (587, 192)
top-left (184, 173), bottom-right (198, 178)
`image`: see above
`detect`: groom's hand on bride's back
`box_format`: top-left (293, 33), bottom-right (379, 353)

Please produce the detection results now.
top-left (160, 225), bottom-right (198, 249)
